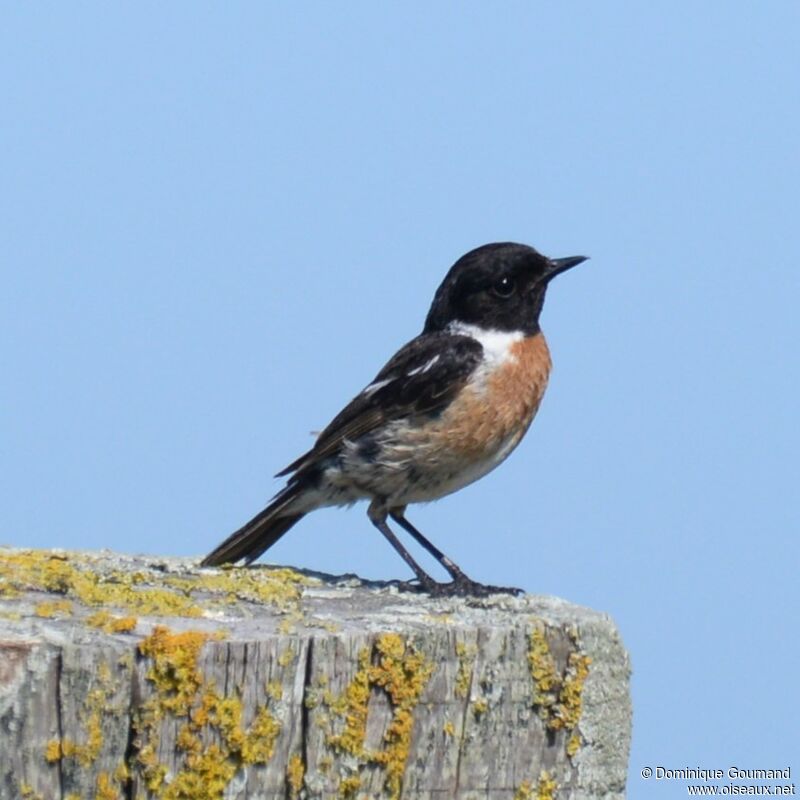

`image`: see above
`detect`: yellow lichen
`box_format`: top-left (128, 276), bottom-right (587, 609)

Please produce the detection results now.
top-left (454, 640), bottom-right (475, 699)
top-left (45, 739), bottom-right (62, 762)
top-left (0, 550), bottom-right (200, 616)
top-left (536, 769), bottom-right (558, 800)
top-left (338, 774), bottom-right (361, 798)
top-left (139, 627), bottom-right (210, 710)
top-left (527, 622), bottom-right (591, 755)
top-left (166, 565), bottom-right (311, 609)
top-left (43, 669), bottom-right (131, 799)
top-left (133, 625), bottom-right (281, 800)
top-left (86, 610), bottom-right (138, 634)
top-left (34, 599), bottom-right (73, 618)
top-left (514, 779), bottom-right (534, 800)
top-left (7, 547), bottom-right (592, 795)
top-left (0, 548), bottom-right (312, 624)
top-left (241, 705), bottom-right (282, 762)
top-left (95, 771), bottom-right (117, 800)
top-left (161, 744), bottom-right (235, 800)
top-left (114, 761), bottom-right (130, 783)
top-left (472, 698), bottom-right (488, 717)
top-left (551, 652), bottom-right (592, 732)
top-left (50, 666), bottom-right (113, 769)
top-left (287, 753), bottom-right (305, 798)
top-left (327, 648), bottom-right (371, 755)
top-left (278, 611), bottom-right (304, 634)
top-left (515, 770), bottom-right (559, 800)
top-left (325, 633), bottom-right (433, 800)
top-left (278, 645), bottom-right (296, 666)
top-left (424, 612), bottom-right (453, 624)
top-left (528, 624), bottom-right (559, 717)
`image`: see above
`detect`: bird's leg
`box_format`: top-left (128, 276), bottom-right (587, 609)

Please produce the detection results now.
top-left (389, 507), bottom-right (469, 581)
top-left (389, 506), bottom-right (524, 598)
top-left (367, 500), bottom-right (439, 592)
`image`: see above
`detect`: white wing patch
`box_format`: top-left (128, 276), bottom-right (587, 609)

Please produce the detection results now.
top-left (406, 354), bottom-right (440, 377)
top-left (363, 378), bottom-right (392, 397)
top-left (363, 326), bottom-right (519, 402)
top-left (364, 353), bottom-right (442, 397)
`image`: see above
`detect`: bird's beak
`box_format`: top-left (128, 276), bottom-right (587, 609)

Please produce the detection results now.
top-left (545, 255), bottom-right (589, 280)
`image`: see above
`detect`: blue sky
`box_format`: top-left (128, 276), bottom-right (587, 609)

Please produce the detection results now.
top-left (2, 3), bottom-right (797, 794)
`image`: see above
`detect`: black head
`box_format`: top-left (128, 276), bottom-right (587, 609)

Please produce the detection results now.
top-left (423, 242), bottom-right (588, 335)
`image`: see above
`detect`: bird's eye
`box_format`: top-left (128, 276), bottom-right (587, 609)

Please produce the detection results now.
top-left (492, 275), bottom-right (516, 298)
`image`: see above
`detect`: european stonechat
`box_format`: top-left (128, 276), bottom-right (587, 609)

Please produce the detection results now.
top-left (201, 243), bottom-right (587, 596)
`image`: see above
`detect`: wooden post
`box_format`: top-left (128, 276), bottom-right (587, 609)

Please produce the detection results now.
top-left (0, 548), bottom-right (631, 799)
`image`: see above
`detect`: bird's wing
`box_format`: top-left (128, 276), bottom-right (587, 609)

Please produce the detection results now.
top-left (276, 331), bottom-right (483, 478)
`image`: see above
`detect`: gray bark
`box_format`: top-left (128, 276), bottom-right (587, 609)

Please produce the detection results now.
top-left (0, 548), bottom-right (631, 799)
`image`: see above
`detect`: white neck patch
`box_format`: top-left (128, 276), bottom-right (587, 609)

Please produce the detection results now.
top-left (447, 321), bottom-right (523, 366)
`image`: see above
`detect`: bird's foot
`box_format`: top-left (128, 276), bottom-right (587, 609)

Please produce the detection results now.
top-left (442, 576), bottom-right (524, 597)
top-left (398, 575), bottom-right (523, 598)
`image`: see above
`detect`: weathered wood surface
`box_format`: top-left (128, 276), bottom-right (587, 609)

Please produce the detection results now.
top-left (0, 548), bottom-right (631, 799)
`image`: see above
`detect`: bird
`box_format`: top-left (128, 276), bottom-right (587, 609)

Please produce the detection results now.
top-left (201, 242), bottom-right (587, 596)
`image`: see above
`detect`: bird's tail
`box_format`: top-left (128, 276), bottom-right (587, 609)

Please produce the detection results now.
top-left (200, 484), bottom-right (307, 567)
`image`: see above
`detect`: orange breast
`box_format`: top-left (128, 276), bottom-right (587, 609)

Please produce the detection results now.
top-left (419, 332), bottom-right (552, 459)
